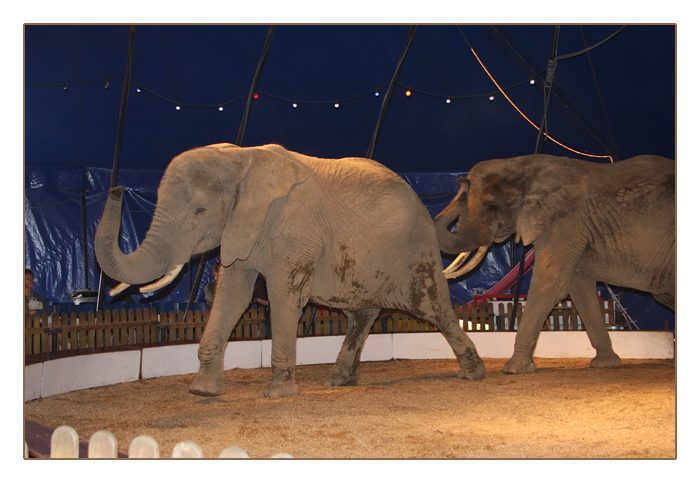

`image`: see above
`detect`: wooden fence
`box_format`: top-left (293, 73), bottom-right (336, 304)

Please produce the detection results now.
top-left (25, 299), bottom-right (618, 357)
top-left (25, 423), bottom-right (291, 459)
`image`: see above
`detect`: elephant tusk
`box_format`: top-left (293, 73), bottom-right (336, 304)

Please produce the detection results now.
top-left (109, 282), bottom-right (131, 297)
top-left (443, 246), bottom-right (489, 279)
top-left (139, 264), bottom-right (185, 293)
top-left (443, 251), bottom-right (471, 276)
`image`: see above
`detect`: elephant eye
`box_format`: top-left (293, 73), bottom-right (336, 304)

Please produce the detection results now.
top-left (194, 207), bottom-right (206, 215)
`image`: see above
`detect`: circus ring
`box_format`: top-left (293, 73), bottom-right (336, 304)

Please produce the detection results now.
top-left (24, 331), bottom-right (675, 459)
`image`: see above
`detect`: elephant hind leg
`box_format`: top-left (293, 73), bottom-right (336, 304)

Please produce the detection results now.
top-left (569, 277), bottom-right (621, 369)
top-left (419, 308), bottom-right (485, 381)
top-left (324, 308), bottom-right (381, 387)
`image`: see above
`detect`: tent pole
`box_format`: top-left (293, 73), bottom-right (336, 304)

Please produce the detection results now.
top-left (236, 26), bottom-right (276, 146)
top-left (366, 25), bottom-right (417, 160)
top-left (96, 25), bottom-right (137, 311)
top-left (185, 25), bottom-right (277, 313)
top-left (510, 25), bottom-right (560, 325)
top-left (81, 190), bottom-right (89, 289)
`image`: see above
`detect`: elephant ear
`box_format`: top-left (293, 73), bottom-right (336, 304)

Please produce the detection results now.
top-left (221, 148), bottom-right (308, 265)
top-left (516, 157), bottom-right (591, 246)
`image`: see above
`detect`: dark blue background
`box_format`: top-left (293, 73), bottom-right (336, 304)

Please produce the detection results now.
top-left (24, 25), bottom-right (676, 329)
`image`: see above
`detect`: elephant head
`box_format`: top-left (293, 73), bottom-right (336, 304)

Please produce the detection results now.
top-left (94, 143), bottom-right (307, 295)
top-left (434, 154), bottom-right (590, 278)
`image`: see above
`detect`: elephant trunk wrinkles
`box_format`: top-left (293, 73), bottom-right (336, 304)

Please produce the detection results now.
top-left (434, 180), bottom-right (476, 255)
top-left (95, 187), bottom-right (180, 285)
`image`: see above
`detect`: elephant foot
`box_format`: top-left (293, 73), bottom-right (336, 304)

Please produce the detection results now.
top-left (457, 357), bottom-right (486, 381)
top-left (503, 357), bottom-right (537, 374)
top-left (189, 370), bottom-right (225, 397)
top-left (322, 369), bottom-right (359, 387)
top-left (590, 352), bottom-right (622, 369)
top-left (263, 380), bottom-right (301, 398)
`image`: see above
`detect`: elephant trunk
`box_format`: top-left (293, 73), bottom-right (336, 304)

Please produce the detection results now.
top-left (95, 187), bottom-right (183, 286)
top-left (434, 178), bottom-right (478, 255)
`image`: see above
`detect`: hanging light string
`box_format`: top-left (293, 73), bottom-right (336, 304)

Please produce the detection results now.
top-left (259, 82), bottom-right (390, 106)
top-left (396, 74), bottom-right (541, 101)
top-left (131, 80), bottom-right (248, 109)
top-left (459, 27), bottom-right (614, 163)
top-left (26, 70), bottom-right (538, 109)
top-left (26, 73), bottom-right (125, 90)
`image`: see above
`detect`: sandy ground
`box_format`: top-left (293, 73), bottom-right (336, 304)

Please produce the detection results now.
top-left (24, 358), bottom-right (675, 459)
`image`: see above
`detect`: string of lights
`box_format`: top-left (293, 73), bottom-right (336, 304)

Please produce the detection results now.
top-left (23, 37), bottom-right (612, 163)
top-left (132, 81), bottom-right (248, 110)
top-left (25, 71), bottom-right (540, 111)
top-left (26, 74), bottom-right (125, 90)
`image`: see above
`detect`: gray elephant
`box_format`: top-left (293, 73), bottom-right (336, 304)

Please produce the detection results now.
top-left (434, 154), bottom-right (675, 374)
top-left (95, 143), bottom-right (485, 397)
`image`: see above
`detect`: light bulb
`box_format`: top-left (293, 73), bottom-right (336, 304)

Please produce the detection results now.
top-left (374, 92), bottom-right (380, 97)
top-left (334, 103), bottom-right (339, 109)
top-left (176, 105), bottom-right (181, 111)
top-left (530, 79), bottom-right (535, 85)
top-left (489, 96), bottom-right (495, 101)
top-left (218, 106), bottom-right (223, 111)
top-left (446, 99), bottom-right (451, 104)
top-left (405, 90), bottom-right (412, 97)
top-left (292, 103), bottom-right (298, 108)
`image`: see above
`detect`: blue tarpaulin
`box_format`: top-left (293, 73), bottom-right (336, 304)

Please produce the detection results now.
top-left (24, 165), bottom-right (674, 330)
top-left (23, 25), bottom-right (676, 330)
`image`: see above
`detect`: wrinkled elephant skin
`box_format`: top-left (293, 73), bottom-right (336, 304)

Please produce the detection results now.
top-left (95, 143), bottom-right (485, 398)
top-left (434, 154), bottom-right (675, 374)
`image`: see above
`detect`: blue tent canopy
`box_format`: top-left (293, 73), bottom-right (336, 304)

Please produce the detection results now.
top-left (24, 24), bottom-right (676, 330)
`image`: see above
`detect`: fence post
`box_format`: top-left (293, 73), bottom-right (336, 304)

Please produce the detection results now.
top-left (271, 452), bottom-right (295, 458)
top-left (50, 425), bottom-right (80, 458)
top-left (56, 313), bottom-right (68, 351)
top-left (172, 441), bottom-right (204, 458)
top-left (128, 435), bottom-right (161, 458)
top-left (219, 446), bottom-right (249, 458)
top-left (88, 430), bottom-right (119, 458)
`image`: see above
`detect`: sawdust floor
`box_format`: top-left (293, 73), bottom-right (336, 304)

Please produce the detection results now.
top-left (24, 358), bottom-right (675, 459)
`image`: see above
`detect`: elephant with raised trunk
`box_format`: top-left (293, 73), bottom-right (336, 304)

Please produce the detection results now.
top-left (95, 143), bottom-right (485, 398)
top-left (434, 154), bottom-right (675, 374)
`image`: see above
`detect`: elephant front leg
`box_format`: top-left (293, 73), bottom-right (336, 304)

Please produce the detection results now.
top-left (189, 268), bottom-right (257, 397)
top-left (263, 304), bottom-right (302, 398)
top-left (569, 278), bottom-right (621, 369)
top-left (503, 267), bottom-right (570, 374)
top-left (190, 329), bottom-right (228, 397)
top-left (324, 309), bottom-right (380, 387)
top-left (502, 317), bottom-right (542, 374)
